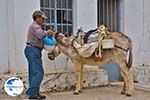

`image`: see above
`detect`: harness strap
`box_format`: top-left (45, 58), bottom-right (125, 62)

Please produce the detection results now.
top-left (114, 45), bottom-right (128, 52)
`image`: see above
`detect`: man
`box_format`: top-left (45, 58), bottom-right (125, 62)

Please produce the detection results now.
top-left (24, 10), bottom-right (55, 99)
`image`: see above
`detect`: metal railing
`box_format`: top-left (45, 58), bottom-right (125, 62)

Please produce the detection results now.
top-left (40, 0), bottom-right (73, 36)
top-left (98, 0), bottom-right (120, 32)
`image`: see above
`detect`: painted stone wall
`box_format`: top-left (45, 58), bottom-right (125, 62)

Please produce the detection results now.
top-left (0, 68), bottom-right (108, 99)
top-left (133, 66), bottom-right (150, 83)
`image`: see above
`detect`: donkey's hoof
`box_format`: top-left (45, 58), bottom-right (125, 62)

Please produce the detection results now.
top-left (126, 93), bottom-right (132, 97)
top-left (73, 92), bottom-right (79, 95)
top-left (121, 91), bottom-right (126, 95)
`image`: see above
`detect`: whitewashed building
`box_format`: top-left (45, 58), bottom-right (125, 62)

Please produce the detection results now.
top-left (0, 0), bottom-right (150, 74)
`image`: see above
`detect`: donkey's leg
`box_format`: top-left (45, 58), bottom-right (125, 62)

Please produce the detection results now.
top-left (120, 62), bottom-right (133, 96)
top-left (79, 66), bottom-right (83, 92)
top-left (73, 62), bottom-right (83, 95)
top-left (128, 70), bottom-right (134, 95)
top-left (115, 57), bottom-right (128, 95)
top-left (122, 64), bottom-right (134, 96)
top-left (115, 54), bottom-right (132, 96)
top-left (120, 65), bottom-right (130, 96)
top-left (120, 72), bottom-right (126, 95)
top-left (121, 72), bottom-right (134, 95)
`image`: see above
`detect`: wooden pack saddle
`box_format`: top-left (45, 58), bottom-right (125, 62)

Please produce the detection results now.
top-left (73, 25), bottom-right (115, 58)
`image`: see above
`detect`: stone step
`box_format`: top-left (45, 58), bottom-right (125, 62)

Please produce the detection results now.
top-left (134, 83), bottom-right (150, 91)
top-left (132, 66), bottom-right (150, 83)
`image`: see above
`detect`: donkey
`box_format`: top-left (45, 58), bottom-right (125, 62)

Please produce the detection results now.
top-left (48, 32), bottom-right (134, 96)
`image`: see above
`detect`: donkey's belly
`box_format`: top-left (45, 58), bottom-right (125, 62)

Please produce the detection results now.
top-left (83, 49), bottom-right (116, 66)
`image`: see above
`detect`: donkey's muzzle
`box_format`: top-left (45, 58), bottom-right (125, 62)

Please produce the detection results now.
top-left (48, 53), bottom-right (55, 60)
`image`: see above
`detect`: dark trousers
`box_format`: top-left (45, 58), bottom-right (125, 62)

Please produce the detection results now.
top-left (24, 45), bottom-right (44, 96)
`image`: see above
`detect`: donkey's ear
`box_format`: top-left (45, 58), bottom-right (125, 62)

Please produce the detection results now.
top-left (55, 32), bottom-right (60, 39)
top-left (64, 33), bottom-right (71, 37)
top-left (64, 34), bottom-right (68, 37)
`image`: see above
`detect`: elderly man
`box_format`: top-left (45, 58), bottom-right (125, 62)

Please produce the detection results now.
top-left (24, 10), bottom-right (55, 99)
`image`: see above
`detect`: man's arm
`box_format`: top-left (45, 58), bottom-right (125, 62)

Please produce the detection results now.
top-left (33, 27), bottom-right (56, 40)
top-left (33, 28), bottom-right (46, 39)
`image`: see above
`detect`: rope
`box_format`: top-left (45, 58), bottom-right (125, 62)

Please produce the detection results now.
top-left (53, 56), bottom-right (69, 85)
top-left (95, 25), bottom-right (107, 58)
top-left (43, 56), bottom-right (69, 87)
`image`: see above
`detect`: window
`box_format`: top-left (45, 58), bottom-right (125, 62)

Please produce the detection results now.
top-left (98, 0), bottom-right (120, 31)
top-left (40, 0), bottom-right (73, 36)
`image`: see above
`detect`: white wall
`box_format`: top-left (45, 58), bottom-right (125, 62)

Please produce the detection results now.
top-left (143, 0), bottom-right (150, 65)
top-left (73, 0), bottom-right (97, 33)
top-left (0, 0), bottom-right (41, 73)
top-left (12, 0), bottom-right (40, 72)
top-left (1, 0), bottom-right (150, 73)
top-left (124, 0), bottom-right (150, 65)
top-left (0, 0), bottom-right (9, 73)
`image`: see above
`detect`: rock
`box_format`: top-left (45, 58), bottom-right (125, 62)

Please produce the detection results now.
top-left (83, 68), bottom-right (108, 87)
top-left (132, 66), bottom-right (150, 83)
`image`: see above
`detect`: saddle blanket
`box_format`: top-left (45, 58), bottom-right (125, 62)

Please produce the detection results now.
top-left (73, 40), bottom-right (98, 58)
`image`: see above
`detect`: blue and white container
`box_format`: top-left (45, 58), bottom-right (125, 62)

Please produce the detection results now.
top-left (43, 35), bottom-right (57, 52)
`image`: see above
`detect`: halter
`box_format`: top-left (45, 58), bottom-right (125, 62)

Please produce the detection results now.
top-left (55, 32), bottom-right (72, 48)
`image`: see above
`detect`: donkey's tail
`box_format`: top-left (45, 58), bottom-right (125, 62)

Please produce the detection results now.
top-left (126, 38), bottom-right (133, 69)
top-left (126, 48), bottom-right (133, 69)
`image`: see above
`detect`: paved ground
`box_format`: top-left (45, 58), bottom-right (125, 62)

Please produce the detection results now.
top-left (43, 86), bottom-right (150, 100)
top-left (1, 85), bottom-right (150, 100)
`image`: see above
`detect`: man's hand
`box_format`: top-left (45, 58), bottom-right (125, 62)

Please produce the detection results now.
top-left (45, 29), bottom-right (56, 36)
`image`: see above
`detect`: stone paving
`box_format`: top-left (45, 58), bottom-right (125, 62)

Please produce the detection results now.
top-left (1, 66), bottom-right (150, 99)
top-left (1, 85), bottom-right (150, 100)
top-left (44, 86), bottom-right (150, 100)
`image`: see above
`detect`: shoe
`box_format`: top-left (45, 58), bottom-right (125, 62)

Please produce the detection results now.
top-left (28, 94), bottom-right (46, 100)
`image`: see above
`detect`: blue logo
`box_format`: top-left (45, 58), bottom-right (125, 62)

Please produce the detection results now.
top-left (4, 77), bottom-right (24, 96)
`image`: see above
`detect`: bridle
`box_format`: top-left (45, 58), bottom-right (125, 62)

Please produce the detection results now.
top-left (55, 32), bottom-right (72, 48)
